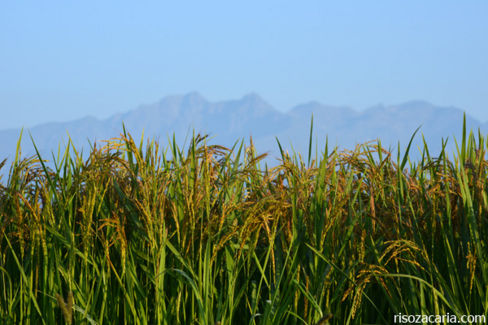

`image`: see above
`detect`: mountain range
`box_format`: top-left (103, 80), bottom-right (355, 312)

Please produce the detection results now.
top-left (0, 92), bottom-right (486, 173)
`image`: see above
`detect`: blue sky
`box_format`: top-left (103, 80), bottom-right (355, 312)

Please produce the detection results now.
top-left (1, 1), bottom-right (487, 129)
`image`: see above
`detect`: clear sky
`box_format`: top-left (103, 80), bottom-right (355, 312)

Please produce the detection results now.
top-left (1, 1), bottom-right (487, 129)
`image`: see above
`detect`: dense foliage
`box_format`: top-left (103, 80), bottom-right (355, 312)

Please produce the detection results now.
top-left (0, 120), bottom-right (487, 324)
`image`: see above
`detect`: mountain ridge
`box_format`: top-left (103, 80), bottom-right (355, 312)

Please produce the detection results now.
top-left (0, 93), bottom-right (485, 171)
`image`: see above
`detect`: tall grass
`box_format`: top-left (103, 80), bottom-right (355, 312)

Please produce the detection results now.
top-left (0, 119), bottom-right (487, 324)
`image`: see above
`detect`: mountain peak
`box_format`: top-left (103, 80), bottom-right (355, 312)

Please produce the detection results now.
top-left (181, 91), bottom-right (207, 105)
top-left (183, 91), bottom-right (204, 99)
top-left (241, 92), bottom-right (268, 105)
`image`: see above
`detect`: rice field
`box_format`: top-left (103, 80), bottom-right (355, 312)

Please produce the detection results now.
top-left (0, 118), bottom-right (487, 324)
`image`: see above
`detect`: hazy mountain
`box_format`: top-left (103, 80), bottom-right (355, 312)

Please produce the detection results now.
top-left (0, 93), bottom-right (485, 178)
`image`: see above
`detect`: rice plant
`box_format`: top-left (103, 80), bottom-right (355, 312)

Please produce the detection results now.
top-left (0, 117), bottom-right (487, 324)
